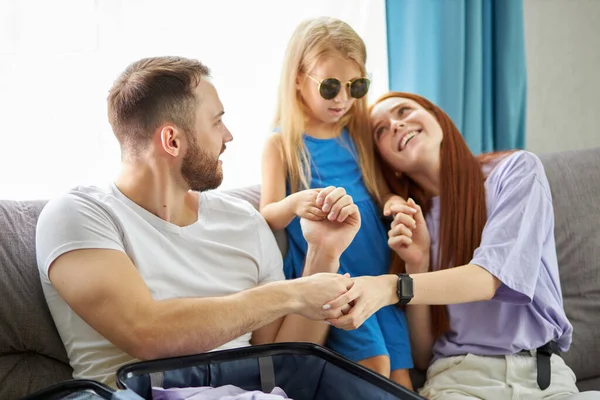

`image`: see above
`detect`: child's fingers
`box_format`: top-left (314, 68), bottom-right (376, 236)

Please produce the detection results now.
top-left (308, 207), bottom-right (327, 217)
top-left (388, 235), bottom-right (413, 249)
top-left (383, 201), bottom-right (393, 216)
top-left (391, 213), bottom-right (417, 230)
top-left (389, 203), bottom-right (418, 216)
top-left (409, 199), bottom-right (426, 225)
top-left (388, 223), bottom-right (413, 238)
top-left (300, 213), bottom-right (321, 221)
top-left (299, 208), bottom-right (327, 221)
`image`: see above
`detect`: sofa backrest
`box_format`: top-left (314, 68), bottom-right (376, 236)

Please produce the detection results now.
top-left (0, 147), bottom-right (598, 398)
top-left (539, 147), bottom-right (600, 384)
top-left (0, 200), bottom-right (72, 399)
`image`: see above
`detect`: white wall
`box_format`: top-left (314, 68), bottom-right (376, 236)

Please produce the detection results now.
top-left (524, 0), bottom-right (600, 154)
top-left (2, 0), bottom-right (597, 200)
top-left (0, 0), bottom-right (388, 200)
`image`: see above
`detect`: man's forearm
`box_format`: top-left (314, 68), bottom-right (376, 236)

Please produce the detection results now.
top-left (274, 246), bottom-right (340, 344)
top-left (136, 280), bottom-right (298, 359)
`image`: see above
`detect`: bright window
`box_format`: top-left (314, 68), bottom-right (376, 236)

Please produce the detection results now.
top-left (0, 0), bottom-right (388, 199)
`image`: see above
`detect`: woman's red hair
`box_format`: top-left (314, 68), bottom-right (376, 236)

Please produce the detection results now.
top-left (372, 92), bottom-right (513, 338)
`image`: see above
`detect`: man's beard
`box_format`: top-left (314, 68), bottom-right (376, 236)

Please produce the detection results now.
top-left (180, 137), bottom-right (223, 192)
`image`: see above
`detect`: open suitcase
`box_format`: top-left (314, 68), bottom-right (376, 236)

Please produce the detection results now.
top-left (116, 343), bottom-right (425, 399)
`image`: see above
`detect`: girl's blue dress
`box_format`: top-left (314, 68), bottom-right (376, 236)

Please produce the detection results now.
top-left (284, 129), bottom-right (413, 370)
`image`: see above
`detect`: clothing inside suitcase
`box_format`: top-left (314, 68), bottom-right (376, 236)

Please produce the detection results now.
top-left (116, 343), bottom-right (424, 400)
top-left (21, 379), bottom-right (117, 400)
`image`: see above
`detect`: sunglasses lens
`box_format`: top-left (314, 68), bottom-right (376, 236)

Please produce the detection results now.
top-left (319, 79), bottom-right (341, 100)
top-left (350, 78), bottom-right (370, 99)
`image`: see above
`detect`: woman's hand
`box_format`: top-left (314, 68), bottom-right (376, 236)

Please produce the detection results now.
top-left (322, 275), bottom-right (397, 330)
top-left (388, 198), bottom-right (431, 274)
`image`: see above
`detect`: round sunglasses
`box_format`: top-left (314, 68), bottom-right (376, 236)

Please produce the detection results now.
top-left (307, 75), bottom-right (371, 100)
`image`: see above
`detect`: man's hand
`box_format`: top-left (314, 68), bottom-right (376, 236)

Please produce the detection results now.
top-left (323, 275), bottom-right (393, 330)
top-left (291, 273), bottom-right (353, 320)
top-left (300, 186), bottom-right (361, 259)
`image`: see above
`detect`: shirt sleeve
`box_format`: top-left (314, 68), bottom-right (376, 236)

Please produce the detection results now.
top-left (470, 152), bottom-right (554, 304)
top-left (36, 191), bottom-right (125, 284)
top-left (255, 212), bottom-right (285, 285)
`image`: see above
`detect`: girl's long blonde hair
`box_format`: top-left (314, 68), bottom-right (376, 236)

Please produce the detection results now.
top-left (273, 17), bottom-right (383, 204)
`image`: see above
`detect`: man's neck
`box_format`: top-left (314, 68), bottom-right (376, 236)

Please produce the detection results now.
top-left (114, 161), bottom-right (199, 227)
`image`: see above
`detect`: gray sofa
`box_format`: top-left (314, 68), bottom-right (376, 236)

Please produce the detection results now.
top-left (1, 147), bottom-right (599, 399)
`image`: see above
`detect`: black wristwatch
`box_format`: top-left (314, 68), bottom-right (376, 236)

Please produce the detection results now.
top-left (396, 274), bottom-right (414, 305)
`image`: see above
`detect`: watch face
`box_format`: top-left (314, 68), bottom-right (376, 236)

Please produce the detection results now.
top-left (397, 274), bottom-right (414, 302)
top-left (397, 276), bottom-right (403, 299)
top-left (401, 278), bottom-right (414, 297)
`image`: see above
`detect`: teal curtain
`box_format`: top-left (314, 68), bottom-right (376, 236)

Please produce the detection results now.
top-left (385, 0), bottom-right (527, 154)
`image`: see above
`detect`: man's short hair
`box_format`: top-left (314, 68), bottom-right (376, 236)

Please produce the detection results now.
top-left (107, 56), bottom-right (211, 155)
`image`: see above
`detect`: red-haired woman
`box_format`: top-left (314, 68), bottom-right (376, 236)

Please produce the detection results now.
top-left (324, 93), bottom-right (582, 399)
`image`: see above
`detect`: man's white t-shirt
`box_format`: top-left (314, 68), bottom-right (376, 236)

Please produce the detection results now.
top-left (35, 183), bottom-right (284, 387)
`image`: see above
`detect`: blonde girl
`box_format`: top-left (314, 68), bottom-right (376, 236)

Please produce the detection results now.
top-left (259, 17), bottom-right (413, 389)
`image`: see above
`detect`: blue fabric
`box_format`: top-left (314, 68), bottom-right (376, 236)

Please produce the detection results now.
top-left (283, 130), bottom-right (413, 370)
top-left (385, 0), bottom-right (526, 154)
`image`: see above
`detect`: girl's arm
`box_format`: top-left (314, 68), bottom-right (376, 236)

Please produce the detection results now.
top-left (260, 135), bottom-right (329, 230)
top-left (259, 134), bottom-right (297, 231)
top-left (260, 135), bottom-right (353, 230)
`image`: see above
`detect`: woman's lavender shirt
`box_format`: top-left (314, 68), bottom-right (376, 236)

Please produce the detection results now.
top-left (426, 151), bottom-right (573, 359)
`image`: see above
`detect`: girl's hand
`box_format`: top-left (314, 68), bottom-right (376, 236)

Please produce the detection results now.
top-left (288, 186), bottom-right (355, 222)
top-left (388, 198), bottom-right (431, 274)
top-left (288, 189), bottom-right (328, 221)
top-left (383, 194), bottom-right (407, 217)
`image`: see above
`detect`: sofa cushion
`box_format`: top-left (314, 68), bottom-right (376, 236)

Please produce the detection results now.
top-left (577, 377), bottom-right (600, 394)
top-left (0, 200), bottom-right (71, 365)
top-left (540, 147), bottom-right (600, 384)
top-left (222, 185), bottom-right (288, 257)
top-left (0, 353), bottom-right (72, 399)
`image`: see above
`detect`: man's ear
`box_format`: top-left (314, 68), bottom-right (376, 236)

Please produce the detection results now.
top-left (159, 125), bottom-right (183, 157)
